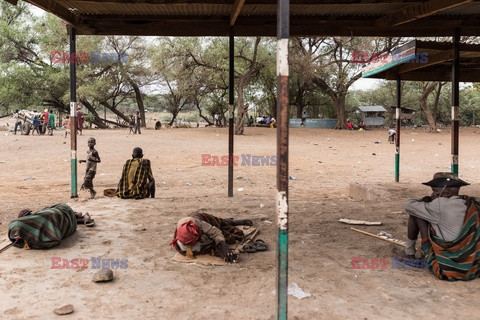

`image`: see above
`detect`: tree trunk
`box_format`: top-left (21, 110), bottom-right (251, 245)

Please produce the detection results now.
top-left (334, 95), bottom-right (346, 129)
top-left (128, 78), bottom-right (146, 127)
top-left (433, 82), bottom-right (443, 126)
top-left (196, 103), bottom-right (213, 125)
top-left (98, 101), bottom-right (130, 124)
top-left (80, 99), bottom-right (108, 129)
top-left (419, 83), bottom-right (438, 132)
top-left (234, 80), bottom-right (246, 135)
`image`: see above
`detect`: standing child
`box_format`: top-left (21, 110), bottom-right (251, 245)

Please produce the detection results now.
top-left (63, 116), bottom-right (71, 139)
top-left (32, 116), bottom-right (40, 135)
top-left (47, 110), bottom-right (55, 136)
top-left (128, 115), bottom-right (135, 134)
top-left (79, 137), bottom-right (101, 199)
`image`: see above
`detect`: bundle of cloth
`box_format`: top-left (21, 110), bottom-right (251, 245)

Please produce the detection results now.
top-left (8, 204), bottom-right (78, 249)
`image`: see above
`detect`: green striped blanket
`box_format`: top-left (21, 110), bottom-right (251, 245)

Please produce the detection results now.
top-left (421, 196), bottom-right (480, 281)
top-left (8, 204), bottom-right (77, 249)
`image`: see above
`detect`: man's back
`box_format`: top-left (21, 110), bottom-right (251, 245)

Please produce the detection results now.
top-left (405, 196), bottom-right (467, 241)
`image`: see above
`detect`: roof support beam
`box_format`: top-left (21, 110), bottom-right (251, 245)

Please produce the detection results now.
top-left (28, 0), bottom-right (79, 25)
top-left (377, 0), bottom-right (473, 27)
top-left (397, 50), bottom-right (453, 74)
top-left (230, 0), bottom-right (245, 26)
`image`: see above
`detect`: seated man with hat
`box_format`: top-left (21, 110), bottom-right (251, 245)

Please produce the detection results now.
top-left (116, 147), bottom-right (155, 199)
top-left (399, 172), bottom-right (480, 280)
top-left (171, 212), bottom-right (253, 263)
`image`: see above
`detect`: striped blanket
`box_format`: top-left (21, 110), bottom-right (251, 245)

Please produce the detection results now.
top-left (421, 196), bottom-right (480, 281)
top-left (116, 158), bottom-right (153, 199)
top-left (191, 213), bottom-right (244, 244)
top-left (8, 204), bottom-right (77, 249)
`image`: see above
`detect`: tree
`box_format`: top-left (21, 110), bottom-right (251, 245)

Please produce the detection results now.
top-left (294, 37), bottom-right (403, 128)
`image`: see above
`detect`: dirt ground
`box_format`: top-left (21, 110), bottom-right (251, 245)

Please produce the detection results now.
top-left (1, 122), bottom-right (480, 320)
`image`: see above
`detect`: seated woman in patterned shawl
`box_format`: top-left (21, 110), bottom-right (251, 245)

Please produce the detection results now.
top-left (116, 147), bottom-right (155, 199)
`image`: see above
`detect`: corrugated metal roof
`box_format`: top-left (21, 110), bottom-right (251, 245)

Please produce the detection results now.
top-left (358, 106), bottom-right (387, 112)
top-left (24, 1), bottom-right (480, 37)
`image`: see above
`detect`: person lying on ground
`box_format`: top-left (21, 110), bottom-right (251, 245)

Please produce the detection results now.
top-left (8, 203), bottom-right (94, 250)
top-left (395, 172), bottom-right (480, 280)
top-left (116, 147), bottom-right (155, 199)
top-left (171, 212), bottom-right (253, 263)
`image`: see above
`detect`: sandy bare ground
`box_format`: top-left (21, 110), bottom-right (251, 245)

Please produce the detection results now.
top-left (1, 123), bottom-right (480, 319)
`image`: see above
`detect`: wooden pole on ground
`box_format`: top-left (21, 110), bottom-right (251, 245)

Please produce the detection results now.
top-left (351, 228), bottom-right (406, 247)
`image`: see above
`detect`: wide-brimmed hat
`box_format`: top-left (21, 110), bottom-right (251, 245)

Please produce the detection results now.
top-left (422, 172), bottom-right (469, 188)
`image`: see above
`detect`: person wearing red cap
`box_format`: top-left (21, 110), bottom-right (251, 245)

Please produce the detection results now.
top-left (171, 212), bottom-right (252, 263)
top-left (396, 172), bottom-right (480, 280)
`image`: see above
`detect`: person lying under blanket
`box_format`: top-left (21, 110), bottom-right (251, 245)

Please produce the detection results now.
top-left (8, 203), bottom-right (94, 250)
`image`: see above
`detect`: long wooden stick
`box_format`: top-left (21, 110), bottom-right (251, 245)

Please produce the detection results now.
top-left (0, 241), bottom-right (15, 254)
top-left (351, 227), bottom-right (406, 247)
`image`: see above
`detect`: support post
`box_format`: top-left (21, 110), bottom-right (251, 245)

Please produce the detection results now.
top-left (395, 77), bottom-right (401, 182)
top-left (228, 28), bottom-right (235, 197)
top-left (451, 29), bottom-right (459, 176)
top-left (69, 26), bottom-right (78, 198)
top-left (276, 0), bottom-right (289, 319)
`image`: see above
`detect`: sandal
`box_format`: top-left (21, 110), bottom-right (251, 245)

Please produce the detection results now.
top-left (254, 239), bottom-right (267, 251)
top-left (243, 239), bottom-right (267, 253)
top-left (85, 219), bottom-right (95, 227)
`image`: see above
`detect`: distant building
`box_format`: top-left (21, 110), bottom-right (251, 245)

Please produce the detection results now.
top-left (357, 106), bottom-right (387, 126)
top-left (390, 106), bottom-right (415, 126)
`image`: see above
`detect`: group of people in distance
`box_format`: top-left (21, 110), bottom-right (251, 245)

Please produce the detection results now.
top-left (12, 106), bottom-right (86, 137)
top-left (13, 109), bottom-right (56, 136)
top-left (253, 115), bottom-right (276, 128)
top-left (128, 110), bottom-right (142, 134)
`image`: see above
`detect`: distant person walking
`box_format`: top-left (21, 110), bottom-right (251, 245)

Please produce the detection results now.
top-left (47, 110), bottom-right (55, 136)
top-left (134, 111), bottom-right (142, 134)
top-left (301, 110), bottom-right (309, 126)
top-left (42, 109), bottom-right (49, 135)
top-left (13, 109), bottom-right (23, 135)
top-left (32, 116), bottom-right (40, 135)
top-left (77, 106), bottom-right (85, 135)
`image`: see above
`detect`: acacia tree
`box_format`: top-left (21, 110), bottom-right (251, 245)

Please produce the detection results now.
top-left (294, 37), bottom-right (403, 128)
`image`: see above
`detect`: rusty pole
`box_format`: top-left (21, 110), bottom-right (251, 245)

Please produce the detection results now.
top-left (68, 26), bottom-right (78, 198)
top-left (228, 27), bottom-right (235, 197)
top-left (276, 0), bottom-right (289, 318)
top-left (451, 29), bottom-right (459, 176)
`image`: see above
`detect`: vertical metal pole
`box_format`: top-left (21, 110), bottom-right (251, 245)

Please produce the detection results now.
top-left (451, 29), bottom-right (459, 176)
top-left (228, 28), bottom-right (235, 197)
top-left (395, 77), bottom-right (401, 182)
top-left (276, 0), bottom-right (289, 319)
top-left (69, 26), bottom-right (78, 198)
